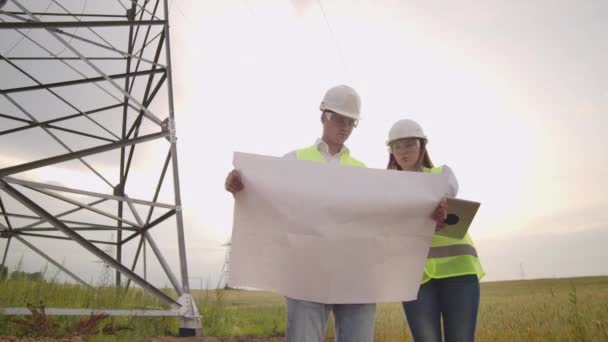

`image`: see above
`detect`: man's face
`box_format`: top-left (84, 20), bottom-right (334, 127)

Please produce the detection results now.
top-left (321, 111), bottom-right (358, 145)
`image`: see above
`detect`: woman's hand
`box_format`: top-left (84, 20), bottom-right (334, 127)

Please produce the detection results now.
top-left (431, 198), bottom-right (448, 231)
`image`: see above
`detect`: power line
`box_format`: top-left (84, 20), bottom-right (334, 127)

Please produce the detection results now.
top-left (52, 0), bottom-right (89, 56)
top-left (170, 0), bottom-right (192, 25)
top-left (2, 0), bottom-right (54, 55)
top-left (316, 0), bottom-right (348, 77)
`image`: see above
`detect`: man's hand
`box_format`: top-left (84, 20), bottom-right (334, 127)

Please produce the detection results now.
top-left (431, 198), bottom-right (448, 232)
top-left (225, 169), bottom-right (244, 194)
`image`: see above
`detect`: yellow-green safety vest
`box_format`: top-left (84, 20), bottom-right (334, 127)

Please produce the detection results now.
top-left (295, 145), bottom-right (366, 167)
top-left (421, 166), bottom-right (485, 283)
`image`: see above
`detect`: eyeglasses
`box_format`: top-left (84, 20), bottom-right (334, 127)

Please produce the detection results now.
top-left (325, 111), bottom-right (358, 128)
top-left (390, 138), bottom-right (420, 151)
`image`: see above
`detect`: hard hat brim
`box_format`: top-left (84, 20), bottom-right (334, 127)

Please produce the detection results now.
top-left (320, 105), bottom-right (361, 120)
top-left (386, 136), bottom-right (428, 146)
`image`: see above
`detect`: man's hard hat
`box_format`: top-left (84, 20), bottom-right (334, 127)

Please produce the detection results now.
top-left (319, 85), bottom-right (361, 120)
top-left (386, 119), bottom-right (427, 145)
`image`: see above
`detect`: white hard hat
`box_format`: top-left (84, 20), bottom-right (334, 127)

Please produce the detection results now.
top-left (319, 85), bottom-right (361, 120)
top-left (386, 119), bottom-right (427, 145)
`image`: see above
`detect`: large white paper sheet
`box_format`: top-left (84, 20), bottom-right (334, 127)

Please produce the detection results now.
top-left (229, 152), bottom-right (449, 304)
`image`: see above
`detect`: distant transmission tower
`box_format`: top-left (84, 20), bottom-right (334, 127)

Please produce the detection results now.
top-left (0, 0), bottom-right (200, 335)
top-left (219, 239), bottom-right (231, 289)
top-left (92, 234), bottom-right (115, 287)
top-left (520, 262), bottom-right (526, 280)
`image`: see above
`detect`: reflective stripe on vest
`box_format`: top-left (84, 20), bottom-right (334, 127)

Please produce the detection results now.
top-left (428, 244), bottom-right (478, 258)
top-left (295, 146), bottom-right (366, 167)
top-left (422, 166), bottom-right (485, 283)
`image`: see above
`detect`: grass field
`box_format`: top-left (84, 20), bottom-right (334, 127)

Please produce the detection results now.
top-left (1, 276), bottom-right (607, 341)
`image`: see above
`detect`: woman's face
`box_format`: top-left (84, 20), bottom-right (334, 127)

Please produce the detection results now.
top-left (390, 138), bottom-right (422, 171)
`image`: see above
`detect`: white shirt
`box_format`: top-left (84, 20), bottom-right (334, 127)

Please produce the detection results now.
top-left (283, 138), bottom-right (349, 164)
top-left (440, 165), bottom-right (459, 198)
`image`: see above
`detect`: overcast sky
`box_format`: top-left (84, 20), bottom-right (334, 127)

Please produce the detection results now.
top-left (1, 0), bottom-right (607, 288)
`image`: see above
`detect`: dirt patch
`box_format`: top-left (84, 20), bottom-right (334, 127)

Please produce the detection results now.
top-left (143, 337), bottom-right (222, 342)
top-left (144, 336), bottom-right (335, 342)
top-left (0, 336), bottom-right (298, 342)
top-left (0, 337), bottom-right (83, 342)
top-left (144, 337), bottom-right (286, 342)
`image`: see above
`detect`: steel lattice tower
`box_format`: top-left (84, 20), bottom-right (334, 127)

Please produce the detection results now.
top-left (0, 0), bottom-right (201, 335)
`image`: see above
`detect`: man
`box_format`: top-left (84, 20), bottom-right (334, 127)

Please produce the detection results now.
top-left (225, 85), bottom-right (376, 342)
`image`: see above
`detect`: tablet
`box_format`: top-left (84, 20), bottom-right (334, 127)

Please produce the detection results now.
top-left (436, 198), bottom-right (481, 239)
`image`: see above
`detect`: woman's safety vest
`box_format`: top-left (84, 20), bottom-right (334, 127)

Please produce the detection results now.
top-left (421, 166), bottom-right (485, 283)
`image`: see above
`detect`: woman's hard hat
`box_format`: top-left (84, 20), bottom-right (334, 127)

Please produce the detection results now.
top-left (387, 119), bottom-right (427, 145)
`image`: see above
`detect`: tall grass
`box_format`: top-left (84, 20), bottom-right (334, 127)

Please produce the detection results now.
top-left (476, 277), bottom-right (608, 341)
top-left (1, 276), bottom-right (607, 341)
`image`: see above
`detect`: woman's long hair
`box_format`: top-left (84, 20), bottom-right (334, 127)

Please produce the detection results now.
top-left (387, 139), bottom-right (434, 171)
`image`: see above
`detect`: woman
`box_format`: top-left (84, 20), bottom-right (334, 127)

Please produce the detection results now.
top-left (387, 119), bottom-right (485, 342)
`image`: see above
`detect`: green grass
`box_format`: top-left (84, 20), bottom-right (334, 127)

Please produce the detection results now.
top-left (476, 277), bottom-right (608, 341)
top-left (1, 276), bottom-right (608, 341)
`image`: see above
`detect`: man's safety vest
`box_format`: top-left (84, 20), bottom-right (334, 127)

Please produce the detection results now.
top-left (295, 146), bottom-right (366, 167)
